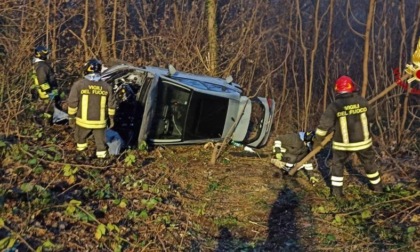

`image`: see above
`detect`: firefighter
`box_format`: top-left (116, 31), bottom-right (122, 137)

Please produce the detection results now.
top-left (272, 131), bottom-right (319, 184)
top-left (67, 59), bottom-right (116, 161)
top-left (31, 45), bottom-right (59, 125)
top-left (313, 75), bottom-right (383, 199)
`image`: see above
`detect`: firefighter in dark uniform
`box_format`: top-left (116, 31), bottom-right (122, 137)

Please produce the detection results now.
top-left (272, 131), bottom-right (318, 184)
top-left (31, 45), bottom-right (58, 125)
top-left (67, 59), bottom-right (116, 160)
top-left (313, 75), bottom-right (383, 199)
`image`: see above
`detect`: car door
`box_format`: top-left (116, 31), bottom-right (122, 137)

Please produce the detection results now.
top-left (232, 96), bottom-right (275, 148)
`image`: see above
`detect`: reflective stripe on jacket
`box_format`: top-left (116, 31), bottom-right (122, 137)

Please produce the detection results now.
top-left (31, 69), bottom-right (49, 99)
top-left (31, 60), bottom-right (57, 100)
top-left (67, 76), bottom-right (116, 129)
top-left (315, 93), bottom-right (374, 151)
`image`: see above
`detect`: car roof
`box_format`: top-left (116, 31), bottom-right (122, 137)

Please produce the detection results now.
top-left (102, 63), bottom-right (243, 94)
top-left (144, 66), bottom-right (243, 93)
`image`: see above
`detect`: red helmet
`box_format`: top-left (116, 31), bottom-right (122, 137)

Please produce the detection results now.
top-left (335, 76), bottom-right (356, 94)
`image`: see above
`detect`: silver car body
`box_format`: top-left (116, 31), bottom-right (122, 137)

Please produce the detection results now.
top-left (101, 64), bottom-right (275, 148)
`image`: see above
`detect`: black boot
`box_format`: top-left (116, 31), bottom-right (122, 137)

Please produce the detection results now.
top-left (94, 158), bottom-right (107, 166)
top-left (75, 151), bottom-right (91, 163)
top-left (370, 183), bottom-right (384, 193)
top-left (331, 186), bottom-right (344, 199)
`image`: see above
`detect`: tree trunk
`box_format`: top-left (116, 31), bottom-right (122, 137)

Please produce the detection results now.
top-left (95, 0), bottom-right (109, 61)
top-left (46, 0), bottom-right (50, 48)
top-left (81, 0), bottom-right (89, 60)
top-left (295, 0), bottom-right (308, 130)
top-left (207, 0), bottom-right (217, 75)
top-left (361, 0), bottom-right (376, 98)
top-left (111, 0), bottom-right (118, 59)
top-left (305, 0), bottom-right (324, 129)
top-left (323, 0), bottom-right (335, 111)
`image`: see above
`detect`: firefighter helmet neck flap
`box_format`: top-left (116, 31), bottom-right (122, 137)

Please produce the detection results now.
top-left (335, 75), bottom-right (356, 94)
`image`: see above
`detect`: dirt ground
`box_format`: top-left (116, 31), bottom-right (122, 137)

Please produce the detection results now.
top-left (0, 124), bottom-right (419, 251)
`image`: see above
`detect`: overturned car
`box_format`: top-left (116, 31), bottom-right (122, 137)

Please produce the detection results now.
top-left (101, 64), bottom-right (275, 149)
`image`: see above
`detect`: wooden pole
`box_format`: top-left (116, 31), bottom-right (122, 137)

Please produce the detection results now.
top-left (288, 73), bottom-right (410, 175)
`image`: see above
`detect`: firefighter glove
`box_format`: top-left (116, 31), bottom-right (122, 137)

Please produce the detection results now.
top-left (48, 89), bottom-right (59, 100)
top-left (109, 116), bottom-right (115, 129)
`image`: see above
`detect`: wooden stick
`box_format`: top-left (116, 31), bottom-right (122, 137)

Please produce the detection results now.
top-left (288, 73), bottom-right (410, 175)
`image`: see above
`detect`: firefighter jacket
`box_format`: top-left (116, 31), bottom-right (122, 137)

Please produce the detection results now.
top-left (31, 59), bottom-right (57, 100)
top-left (315, 93), bottom-right (374, 151)
top-left (67, 74), bottom-right (116, 129)
top-left (277, 133), bottom-right (308, 163)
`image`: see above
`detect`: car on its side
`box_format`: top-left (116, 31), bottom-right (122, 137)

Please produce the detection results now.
top-left (101, 63), bottom-right (275, 149)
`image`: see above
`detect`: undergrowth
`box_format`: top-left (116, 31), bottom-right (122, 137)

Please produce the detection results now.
top-left (0, 123), bottom-right (419, 251)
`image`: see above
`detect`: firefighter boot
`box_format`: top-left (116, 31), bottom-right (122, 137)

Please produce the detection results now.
top-left (95, 157), bottom-right (110, 167)
top-left (75, 151), bottom-right (91, 163)
top-left (94, 150), bottom-right (110, 166)
top-left (331, 186), bottom-right (344, 199)
top-left (370, 182), bottom-right (384, 193)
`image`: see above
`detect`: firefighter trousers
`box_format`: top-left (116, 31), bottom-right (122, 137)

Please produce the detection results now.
top-left (330, 146), bottom-right (381, 187)
top-left (74, 126), bottom-right (107, 155)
